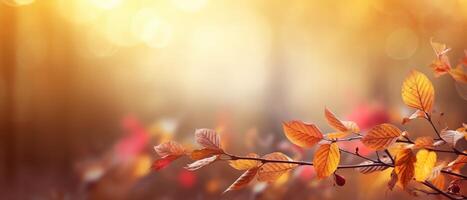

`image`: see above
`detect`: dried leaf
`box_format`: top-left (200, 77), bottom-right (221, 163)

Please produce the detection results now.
top-left (430, 38), bottom-right (451, 77)
top-left (395, 148), bottom-right (416, 188)
top-left (313, 143), bottom-right (340, 178)
top-left (342, 121), bottom-right (360, 133)
top-left (195, 129), bottom-right (222, 150)
top-left (191, 148), bottom-right (224, 160)
top-left (356, 157), bottom-right (391, 174)
top-left (229, 153), bottom-right (260, 170)
top-left (401, 70), bottom-right (435, 113)
top-left (282, 121), bottom-right (323, 148)
top-left (413, 136), bottom-right (434, 149)
top-left (223, 167), bottom-right (259, 193)
top-left (440, 130), bottom-right (464, 146)
top-left (324, 108), bottom-right (348, 132)
top-left (154, 141), bottom-right (185, 157)
top-left (414, 149), bottom-right (437, 181)
top-left (257, 152), bottom-right (296, 182)
top-left (402, 110), bottom-right (426, 125)
top-left (388, 169), bottom-right (398, 191)
top-left (361, 123), bottom-right (402, 150)
top-left (185, 155), bottom-right (218, 171)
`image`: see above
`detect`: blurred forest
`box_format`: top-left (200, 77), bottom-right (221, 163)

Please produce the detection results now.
top-left (0, 0), bottom-right (466, 199)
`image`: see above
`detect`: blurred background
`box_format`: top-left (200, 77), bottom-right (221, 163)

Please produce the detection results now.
top-left (0, 0), bottom-right (466, 199)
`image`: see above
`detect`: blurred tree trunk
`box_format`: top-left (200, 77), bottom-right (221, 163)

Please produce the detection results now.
top-left (0, 4), bottom-right (18, 191)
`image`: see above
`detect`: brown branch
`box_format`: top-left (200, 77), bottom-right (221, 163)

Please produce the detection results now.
top-left (226, 153), bottom-right (388, 169)
top-left (422, 181), bottom-right (458, 200)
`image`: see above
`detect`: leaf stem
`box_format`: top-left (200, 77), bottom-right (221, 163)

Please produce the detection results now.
top-left (422, 181), bottom-right (457, 200)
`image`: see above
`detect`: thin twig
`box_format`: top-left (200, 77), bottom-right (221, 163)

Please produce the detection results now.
top-left (422, 181), bottom-right (457, 200)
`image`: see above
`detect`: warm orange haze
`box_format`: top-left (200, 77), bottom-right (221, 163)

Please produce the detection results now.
top-left (0, 0), bottom-right (466, 199)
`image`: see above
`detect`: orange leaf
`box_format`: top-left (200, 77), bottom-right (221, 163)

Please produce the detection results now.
top-left (388, 169), bottom-right (398, 191)
top-left (449, 65), bottom-right (467, 83)
top-left (361, 123), bottom-right (402, 150)
top-left (395, 148), bottom-right (416, 188)
top-left (195, 129), bottom-right (222, 150)
top-left (431, 174), bottom-right (446, 191)
top-left (401, 70), bottom-right (435, 113)
top-left (313, 143), bottom-right (340, 178)
top-left (154, 141), bottom-right (186, 157)
top-left (229, 153), bottom-right (260, 170)
top-left (325, 108), bottom-right (348, 132)
top-left (414, 149), bottom-right (437, 181)
top-left (413, 136), bottom-right (434, 149)
top-left (282, 121), bottom-right (323, 148)
top-left (326, 131), bottom-right (351, 139)
top-left (190, 148), bottom-right (224, 160)
top-left (223, 167), bottom-right (259, 193)
top-left (448, 151), bottom-right (467, 171)
top-left (257, 152), bottom-right (297, 182)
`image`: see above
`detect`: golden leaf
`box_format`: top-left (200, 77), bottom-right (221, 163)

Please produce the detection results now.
top-left (324, 108), bottom-right (348, 132)
top-left (190, 148), bottom-right (224, 160)
top-left (195, 128), bottom-right (222, 150)
top-left (414, 136), bottom-right (434, 149)
top-left (257, 152), bottom-right (297, 182)
top-left (395, 148), bottom-right (416, 188)
top-left (223, 167), bottom-right (259, 193)
top-left (414, 149), bottom-right (437, 181)
top-left (282, 121), bottom-right (323, 147)
top-left (326, 131), bottom-right (351, 139)
top-left (401, 70), bottom-right (435, 113)
top-left (361, 123), bottom-right (402, 150)
top-left (313, 143), bottom-right (340, 178)
top-left (229, 153), bottom-right (260, 170)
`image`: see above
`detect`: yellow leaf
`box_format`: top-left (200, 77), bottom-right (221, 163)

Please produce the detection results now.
top-left (414, 149), bottom-right (437, 181)
top-left (324, 108), bottom-right (348, 132)
top-left (223, 167), bottom-right (259, 193)
top-left (257, 152), bottom-right (296, 182)
top-left (401, 70), bottom-right (435, 113)
top-left (282, 121), bottom-right (323, 147)
top-left (361, 123), bottom-right (402, 150)
top-left (313, 143), bottom-right (340, 178)
top-left (229, 153), bottom-right (260, 170)
top-left (414, 136), bottom-right (434, 149)
top-left (395, 148), bottom-right (416, 188)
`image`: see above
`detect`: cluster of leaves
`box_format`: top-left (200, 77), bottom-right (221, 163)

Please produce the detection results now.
top-left (152, 43), bottom-right (467, 199)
